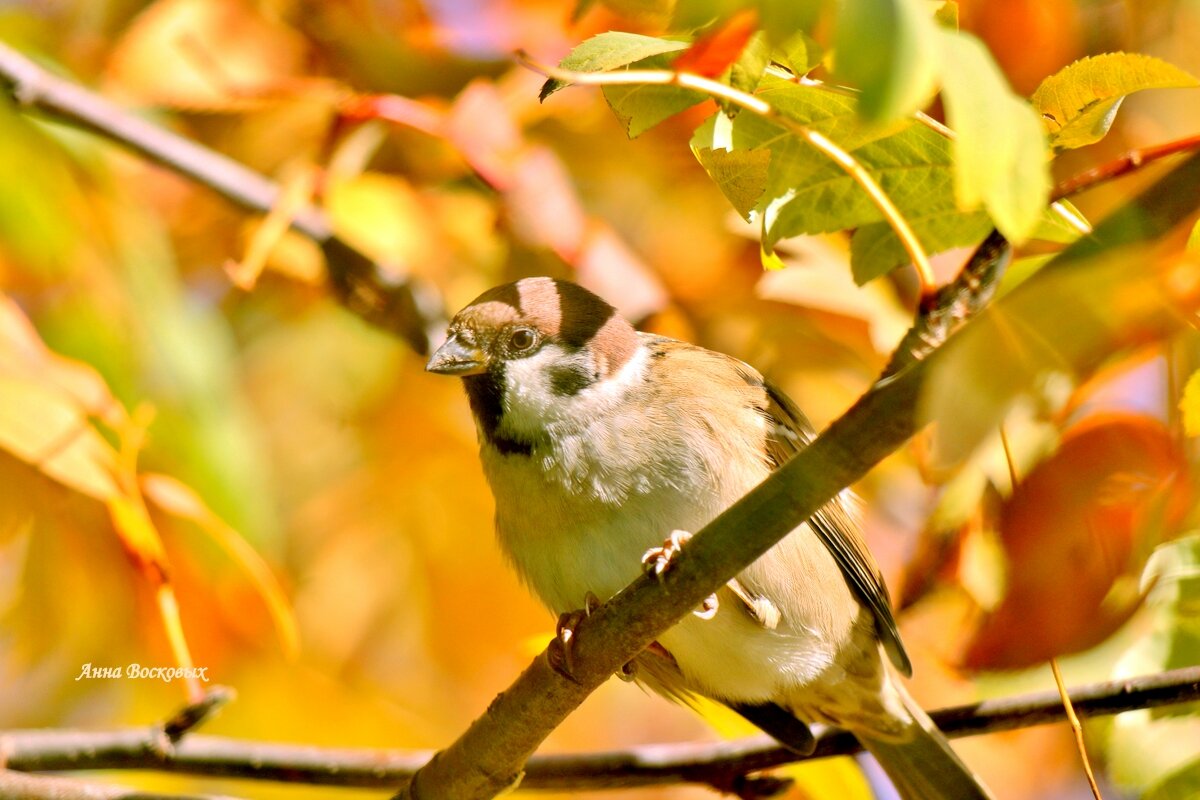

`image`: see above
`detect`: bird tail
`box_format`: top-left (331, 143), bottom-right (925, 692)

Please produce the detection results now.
top-left (855, 683), bottom-right (994, 800)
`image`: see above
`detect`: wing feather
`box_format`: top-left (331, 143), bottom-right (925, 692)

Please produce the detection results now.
top-left (758, 377), bottom-right (912, 677)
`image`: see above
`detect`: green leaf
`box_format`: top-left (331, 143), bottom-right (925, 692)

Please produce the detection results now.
top-left (539, 32), bottom-right (688, 100)
top-left (762, 120), bottom-right (953, 245)
top-left (833, 0), bottom-right (940, 121)
top-left (850, 212), bottom-right (992, 284)
top-left (759, 0), bottom-right (826, 45)
top-left (729, 31), bottom-right (770, 98)
top-left (1188, 219), bottom-right (1200, 256)
top-left (933, 0), bottom-right (958, 29)
top-left (1107, 535), bottom-right (1200, 797)
top-left (1031, 53), bottom-right (1199, 150)
top-left (1033, 200), bottom-right (1089, 244)
top-left (774, 31), bottom-right (824, 76)
top-left (693, 146), bottom-right (772, 218)
top-left (601, 53), bottom-right (707, 137)
top-left (671, 0), bottom-right (751, 30)
top-left (921, 151), bottom-right (1200, 470)
top-left (938, 30), bottom-right (1050, 242)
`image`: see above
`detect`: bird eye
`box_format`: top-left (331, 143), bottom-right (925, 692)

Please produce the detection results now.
top-left (509, 327), bottom-right (538, 353)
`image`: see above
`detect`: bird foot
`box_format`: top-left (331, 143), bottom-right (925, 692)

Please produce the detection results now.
top-left (641, 530), bottom-right (719, 620)
top-left (548, 591), bottom-right (600, 682)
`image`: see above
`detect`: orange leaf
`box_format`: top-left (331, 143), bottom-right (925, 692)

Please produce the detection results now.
top-left (673, 9), bottom-right (760, 78)
top-left (229, 165), bottom-right (318, 290)
top-left (961, 414), bottom-right (1191, 669)
top-left (143, 473), bottom-right (300, 659)
top-left (105, 0), bottom-right (309, 111)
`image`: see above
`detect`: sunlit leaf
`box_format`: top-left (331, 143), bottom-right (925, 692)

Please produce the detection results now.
top-left (602, 53), bottom-right (708, 137)
top-left (833, 0), bottom-right (940, 121)
top-left (938, 30), bottom-right (1050, 242)
top-left (106, 0), bottom-right (310, 111)
top-left (539, 31), bottom-right (688, 100)
top-left (1031, 53), bottom-right (1199, 150)
top-left (850, 212), bottom-right (991, 284)
top-left (934, 0), bottom-right (959, 28)
top-left (325, 173), bottom-right (435, 270)
top-left (229, 164), bottom-right (317, 290)
top-left (759, 0), bottom-right (825, 45)
top-left (1182, 369), bottom-right (1200, 437)
top-left (0, 376), bottom-right (120, 501)
top-left (1188, 219), bottom-right (1200, 255)
top-left (674, 9), bottom-right (760, 79)
top-left (922, 152), bottom-right (1200, 469)
top-left (961, 414), bottom-right (1190, 669)
top-left (143, 473), bottom-right (300, 659)
top-left (727, 31), bottom-right (770, 99)
top-left (774, 31), bottom-right (824, 76)
top-left (692, 146), bottom-right (771, 218)
top-left (1109, 535), bottom-right (1200, 796)
top-left (107, 491), bottom-right (169, 576)
top-left (690, 77), bottom-right (1001, 280)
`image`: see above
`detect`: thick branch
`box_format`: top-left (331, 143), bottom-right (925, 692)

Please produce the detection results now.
top-left (3, 667), bottom-right (1198, 792)
top-left (0, 41), bottom-right (447, 354)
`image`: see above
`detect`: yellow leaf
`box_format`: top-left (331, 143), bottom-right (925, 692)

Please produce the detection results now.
top-left (143, 472), bottom-right (300, 659)
top-left (0, 294), bottom-right (125, 426)
top-left (1181, 369), bottom-right (1200, 437)
top-left (229, 165), bottom-right (318, 289)
top-left (106, 0), bottom-right (309, 111)
top-left (325, 173), bottom-right (433, 275)
top-left (106, 492), bottom-right (169, 578)
top-left (0, 376), bottom-right (121, 501)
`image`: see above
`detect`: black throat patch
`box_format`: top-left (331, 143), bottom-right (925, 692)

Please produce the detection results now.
top-left (462, 368), bottom-right (533, 456)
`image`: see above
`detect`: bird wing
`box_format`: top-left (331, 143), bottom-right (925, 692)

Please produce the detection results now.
top-left (757, 376), bottom-right (913, 677)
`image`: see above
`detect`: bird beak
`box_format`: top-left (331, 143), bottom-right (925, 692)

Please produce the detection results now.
top-left (426, 333), bottom-right (487, 376)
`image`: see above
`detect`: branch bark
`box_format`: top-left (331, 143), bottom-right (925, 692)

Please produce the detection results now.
top-left (3, 667), bottom-right (1198, 793)
top-left (0, 769), bottom-right (240, 800)
top-left (0, 41), bottom-right (447, 355)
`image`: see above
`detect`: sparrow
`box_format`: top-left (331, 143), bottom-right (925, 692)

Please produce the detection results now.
top-left (427, 277), bottom-right (992, 800)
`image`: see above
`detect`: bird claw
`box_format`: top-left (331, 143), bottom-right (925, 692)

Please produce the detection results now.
top-left (641, 529), bottom-right (690, 577)
top-left (642, 530), bottom-right (720, 620)
top-left (548, 592), bottom-right (600, 682)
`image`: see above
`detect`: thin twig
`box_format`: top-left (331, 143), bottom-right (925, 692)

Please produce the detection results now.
top-left (1051, 659), bottom-right (1105, 800)
top-left (160, 686), bottom-right (235, 743)
top-left (1051, 133), bottom-right (1200, 202)
top-left (3, 667), bottom-right (1198, 792)
top-left (0, 769), bottom-right (242, 800)
top-left (517, 51), bottom-right (937, 296)
top-left (0, 41), bottom-right (447, 354)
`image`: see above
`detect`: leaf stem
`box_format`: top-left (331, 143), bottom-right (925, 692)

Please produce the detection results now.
top-left (516, 52), bottom-right (937, 296)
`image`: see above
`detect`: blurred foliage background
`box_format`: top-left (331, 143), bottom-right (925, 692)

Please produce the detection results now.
top-left (1, 1), bottom-right (1199, 799)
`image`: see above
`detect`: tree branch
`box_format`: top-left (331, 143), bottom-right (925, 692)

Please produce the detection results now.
top-left (0, 769), bottom-right (241, 800)
top-left (3, 667), bottom-right (1198, 793)
top-left (0, 41), bottom-right (447, 355)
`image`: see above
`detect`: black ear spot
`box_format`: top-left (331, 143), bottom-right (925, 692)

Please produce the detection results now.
top-left (549, 363), bottom-right (595, 396)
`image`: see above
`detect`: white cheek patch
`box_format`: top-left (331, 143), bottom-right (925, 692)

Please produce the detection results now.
top-left (497, 343), bottom-right (648, 442)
